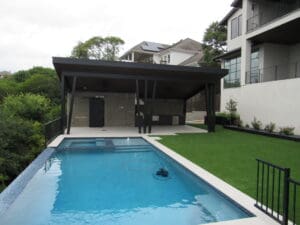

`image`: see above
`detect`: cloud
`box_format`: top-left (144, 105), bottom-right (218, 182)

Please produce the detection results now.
top-left (0, 0), bottom-right (232, 72)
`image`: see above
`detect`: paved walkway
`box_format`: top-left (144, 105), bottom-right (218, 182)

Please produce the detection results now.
top-left (48, 125), bottom-right (206, 147)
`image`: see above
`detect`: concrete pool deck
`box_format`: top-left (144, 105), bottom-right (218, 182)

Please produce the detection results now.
top-left (48, 125), bottom-right (206, 147)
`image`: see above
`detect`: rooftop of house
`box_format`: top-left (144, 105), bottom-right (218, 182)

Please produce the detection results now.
top-left (160, 38), bottom-right (202, 54)
top-left (120, 41), bottom-right (170, 59)
top-left (120, 38), bottom-right (202, 59)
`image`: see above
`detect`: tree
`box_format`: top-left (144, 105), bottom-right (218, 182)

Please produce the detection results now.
top-left (71, 36), bottom-right (125, 61)
top-left (21, 74), bottom-right (60, 104)
top-left (13, 70), bottom-right (31, 82)
top-left (0, 112), bottom-right (44, 190)
top-left (202, 22), bottom-right (227, 67)
top-left (0, 79), bottom-right (19, 102)
top-left (13, 67), bottom-right (56, 83)
top-left (2, 93), bottom-right (51, 123)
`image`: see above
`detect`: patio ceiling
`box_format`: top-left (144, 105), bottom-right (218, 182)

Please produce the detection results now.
top-left (53, 57), bottom-right (227, 100)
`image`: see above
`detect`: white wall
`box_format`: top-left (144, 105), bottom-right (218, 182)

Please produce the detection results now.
top-left (221, 78), bottom-right (300, 134)
top-left (153, 54), bottom-right (161, 64)
top-left (159, 51), bottom-right (193, 65)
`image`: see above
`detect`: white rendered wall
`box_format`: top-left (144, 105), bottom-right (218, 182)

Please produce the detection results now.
top-left (221, 78), bottom-right (300, 134)
top-left (153, 54), bottom-right (161, 64)
top-left (168, 51), bottom-right (193, 65)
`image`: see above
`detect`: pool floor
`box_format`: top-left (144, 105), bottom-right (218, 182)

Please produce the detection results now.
top-left (0, 138), bottom-right (251, 225)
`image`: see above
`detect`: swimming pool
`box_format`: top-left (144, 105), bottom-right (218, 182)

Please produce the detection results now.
top-left (0, 137), bottom-right (252, 225)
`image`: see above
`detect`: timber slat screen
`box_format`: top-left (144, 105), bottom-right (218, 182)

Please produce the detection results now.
top-left (255, 159), bottom-right (299, 225)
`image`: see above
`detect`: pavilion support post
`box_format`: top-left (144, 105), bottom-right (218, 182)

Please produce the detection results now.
top-left (183, 99), bottom-right (187, 125)
top-left (148, 80), bottom-right (157, 134)
top-left (60, 75), bottom-right (65, 134)
top-left (67, 76), bottom-right (77, 135)
top-left (205, 83), bottom-right (216, 132)
top-left (210, 83), bottom-right (216, 131)
top-left (143, 80), bottom-right (148, 133)
top-left (136, 80), bottom-right (141, 134)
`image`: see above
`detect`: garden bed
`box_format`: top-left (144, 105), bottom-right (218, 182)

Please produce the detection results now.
top-left (224, 125), bottom-right (300, 142)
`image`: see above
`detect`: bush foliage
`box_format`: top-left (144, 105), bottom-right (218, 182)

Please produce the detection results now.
top-left (251, 117), bottom-right (263, 130)
top-left (0, 67), bottom-right (59, 192)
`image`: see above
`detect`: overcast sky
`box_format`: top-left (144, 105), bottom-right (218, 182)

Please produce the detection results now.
top-left (0, 0), bottom-right (232, 72)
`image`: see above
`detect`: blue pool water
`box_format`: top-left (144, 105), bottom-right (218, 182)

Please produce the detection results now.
top-left (0, 138), bottom-right (252, 225)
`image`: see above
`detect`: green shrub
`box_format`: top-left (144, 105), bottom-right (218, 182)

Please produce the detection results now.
top-left (225, 99), bottom-right (237, 114)
top-left (0, 79), bottom-right (19, 102)
top-left (264, 122), bottom-right (276, 133)
top-left (216, 111), bottom-right (231, 119)
top-left (21, 74), bottom-right (60, 104)
top-left (13, 67), bottom-right (56, 83)
top-left (251, 117), bottom-right (262, 130)
top-left (0, 112), bottom-right (44, 188)
top-left (13, 70), bottom-right (31, 82)
top-left (245, 124), bottom-right (250, 128)
top-left (2, 93), bottom-right (51, 123)
top-left (279, 127), bottom-right (295, 136)
top-left (235, 117), bottom-right (243, 127)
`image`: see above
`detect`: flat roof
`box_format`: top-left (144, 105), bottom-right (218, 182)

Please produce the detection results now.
top-left (53, 57), bottom-right (227, 99)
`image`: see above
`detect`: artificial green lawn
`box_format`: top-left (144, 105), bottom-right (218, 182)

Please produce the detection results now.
top-left (158, 125), bottom-right (300, 202)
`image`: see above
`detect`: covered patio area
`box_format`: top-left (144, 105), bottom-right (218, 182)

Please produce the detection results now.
top-left (53, 57), bottom-right (227, 135)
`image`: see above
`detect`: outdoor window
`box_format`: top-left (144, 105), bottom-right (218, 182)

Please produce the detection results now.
top-left (224, 56), bottom-right (241, 88)
top-left (249, 51), bottom-right (260, 83)
top-left (128, 54), bottom-right (132, 61)
top-left (167, 54), bottom-right (170, 63)
top-left (231, 15), bottom-right (242, 39)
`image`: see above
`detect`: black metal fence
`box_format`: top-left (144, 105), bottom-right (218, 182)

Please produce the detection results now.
top-left (255, 159), bottom-right (299, 225)
top-left (44, 117), bottom-right (63, 144)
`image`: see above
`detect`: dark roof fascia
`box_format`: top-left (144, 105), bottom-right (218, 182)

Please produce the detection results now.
top-left (214, 48), bottom-right (241, 61)
top-left (220, 7), bottom-right (239, 25)
top-left (53, 57), bottom-right (227, 81)
top-left (231, 0), bottom-right (242, 7)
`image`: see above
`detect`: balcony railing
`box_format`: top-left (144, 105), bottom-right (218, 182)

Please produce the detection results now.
top-left (247, 0), bottom-right (300, 32)
top-left (246, 62), bottom-right (300, 84)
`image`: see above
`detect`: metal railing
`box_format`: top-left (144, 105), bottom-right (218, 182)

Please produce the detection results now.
top-left (289, 178), bottom-right (300, 225)
top-left (255, 159), bottom-right (299, 225)
top-left (44, 117), bottom-right (64, 144)
top-left (224, 78), bottom-right (241, 88)
top-left (246, 62), bottom-right (300, 84)
top-left (247, 1), bottom-right (300, 32)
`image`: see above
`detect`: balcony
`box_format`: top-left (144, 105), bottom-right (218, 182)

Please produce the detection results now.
top-left (245, 61), bottom-right (300, 84)
top-left (247, 0), bottom-right (300, 32)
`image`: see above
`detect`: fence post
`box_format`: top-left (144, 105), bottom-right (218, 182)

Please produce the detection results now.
top-left (282, 168), bottom-right (290, 225)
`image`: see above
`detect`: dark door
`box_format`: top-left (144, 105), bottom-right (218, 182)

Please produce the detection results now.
top-left (89, 98), bottom-right (104, 127)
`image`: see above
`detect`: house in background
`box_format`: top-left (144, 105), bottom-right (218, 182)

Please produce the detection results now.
top-left (0, 71), bottom-right (11, 79)
top-left (120, 38), bottom-right (203, 66)
top-left (217, 0), bottom-right (300, 134)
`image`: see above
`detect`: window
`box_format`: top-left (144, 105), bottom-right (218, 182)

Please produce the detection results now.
top-left (231, 15), bottom-right (242, 39)
top-left (224, 56), bottom-right (241, 88)
top-left (249, 51), bottom-right (260, 83)
top-left (167, 54), bottom-right (170, 63)
top-left (128, 53), bottom-right (132, 61)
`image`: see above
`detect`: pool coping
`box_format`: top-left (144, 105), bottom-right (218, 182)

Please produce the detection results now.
top-left (0, 148), bottom-right (55, 217)
top-left (0, 134), bottom-right (281, 225)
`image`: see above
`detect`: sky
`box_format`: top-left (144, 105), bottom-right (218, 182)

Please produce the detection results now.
top-left (0, 0), bottom-right (232, 72)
